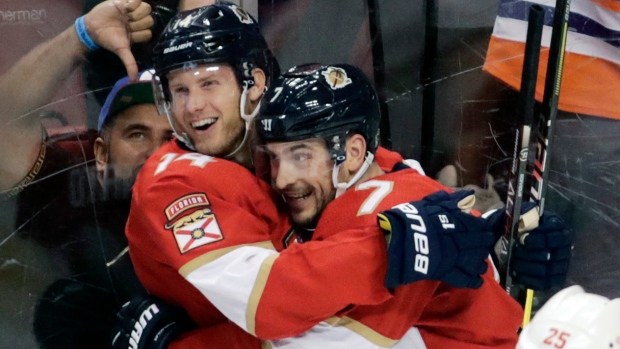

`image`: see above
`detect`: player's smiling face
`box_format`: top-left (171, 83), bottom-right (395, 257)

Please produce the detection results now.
top-left (265, 138), bottom-right (336, 228)
top-left (167, 64), bottom-right (245, 157)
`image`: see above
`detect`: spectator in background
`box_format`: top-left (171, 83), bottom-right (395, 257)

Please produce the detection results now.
top-left (93, 70), bottom-right (173, 197)
top-left (31, 70), bottom-right (172, 349)
top-left (0, 1), bottom-right (172, 347)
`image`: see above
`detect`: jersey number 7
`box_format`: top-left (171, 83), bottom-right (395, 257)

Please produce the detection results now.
top-left (356, 180), bottom-right (394, 215)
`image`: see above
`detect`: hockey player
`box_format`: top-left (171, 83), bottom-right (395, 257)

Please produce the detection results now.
top-left (28, 70), bottom-right (170, 349)
top-left (224, 63), bottom-right (524, 348)
top-left (115, 3), bottom-right (503, 349)
top-left (118, 3), bottom-right (289, 348)
top-left (516, 285), bottom-right (620, 348)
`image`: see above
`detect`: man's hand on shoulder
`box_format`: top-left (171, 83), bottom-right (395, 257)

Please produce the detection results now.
top-left (379, 190), bottom-right (495, 290)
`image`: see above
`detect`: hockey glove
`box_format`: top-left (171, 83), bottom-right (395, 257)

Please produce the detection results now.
top-left (487, 203), bottom-right (573, 291)
top-left (110, 295), bottom-right (196, 349)
top-left (512, 209), bottom-right (573, 291)
top-left (379, 190), bottom-right (495, 290)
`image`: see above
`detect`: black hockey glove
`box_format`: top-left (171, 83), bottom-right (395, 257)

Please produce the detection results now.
top-left (488, 203), bottom-right (573, 291)
top-left (379, 190), bottom-right (495, 290)
top-left (110, 295), bottom-right (196, 349)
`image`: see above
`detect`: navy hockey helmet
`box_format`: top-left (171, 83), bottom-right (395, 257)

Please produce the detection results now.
top-left (256, 63), bottom-right (381, 160)
top-left (152, 1), bottom-right (280, 102)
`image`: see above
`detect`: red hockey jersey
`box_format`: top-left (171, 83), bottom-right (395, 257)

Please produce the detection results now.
top-left (127, 142), bottom-right (520, 348)
top-left (126, 142), bottom-right (405, 348)
top-left (126, 140), bottom-right (290, 348)
top-left (182, 165), bottom-right (522, 348)
top-left (257, 168), bottom-right (522, 348)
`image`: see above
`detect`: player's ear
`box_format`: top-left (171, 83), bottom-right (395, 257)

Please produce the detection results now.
top-left (94, 136), bottom-right (109, 173)
top-left (249, 68), bottom-right (266, 102)
top-left (344, 134), bottom-right (367, 173)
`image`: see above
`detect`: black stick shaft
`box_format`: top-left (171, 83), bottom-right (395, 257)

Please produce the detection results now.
top-left (367, 0), bottom-right (392, 149)
top-left (502, 4), bottom-right (545, 296)
top-left (531, 0), bottom-right (572, 216)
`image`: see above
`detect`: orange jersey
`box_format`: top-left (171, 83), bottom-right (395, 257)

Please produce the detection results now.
top-left (483, 0), bottom-right (620, 120)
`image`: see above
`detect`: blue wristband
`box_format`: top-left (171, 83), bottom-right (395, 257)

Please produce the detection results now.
top-left (75, 16), bottom-right (100, 51)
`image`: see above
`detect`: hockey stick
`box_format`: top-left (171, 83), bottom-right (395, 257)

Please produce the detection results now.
top-left (367, 0), bottom-right (392, 149)
top-left (530, 0), bottom-right (571, 215)
top-left (501, 4), bottom-right (544, 302)
top-left (523, 0), bottom-right (572, 325)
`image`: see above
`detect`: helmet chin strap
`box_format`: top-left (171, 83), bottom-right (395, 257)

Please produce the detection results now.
top-left (332, 151), bottom-right (375, 198)
top-left (225, 83), bottom-right (261, 159)
top-left (164, 102), bottom-right (196, 151)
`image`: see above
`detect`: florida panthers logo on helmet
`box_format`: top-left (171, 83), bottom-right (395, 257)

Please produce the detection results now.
top-left (257, 63), bottom-right (381, 153)
top-left (322, 67), bottom-right (352, 89)
top-left (231, 4), bottom-right (253, 24)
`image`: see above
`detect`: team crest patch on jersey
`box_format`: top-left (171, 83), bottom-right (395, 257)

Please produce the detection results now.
top-left (165, 193), bottom-right (210, 221)
top-left (165, 208), bottom-right (223, 253)
top-left (322, 67), bottom-right (352, 89)
top-left (230, 5), bottom-right (252, 24)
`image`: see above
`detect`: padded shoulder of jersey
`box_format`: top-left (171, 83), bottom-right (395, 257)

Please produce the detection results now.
top-left (135, 140), bottom-right (264, 199)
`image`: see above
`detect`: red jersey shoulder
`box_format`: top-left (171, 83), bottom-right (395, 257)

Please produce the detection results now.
top-left (316, 169), bottom-right (449, 236)
top-left (137, 141), bottom-right (260, 196)
top-left (374, 147), bottom-right (403, 172)
top-left (345, 168), bottom-right (447, 213)
top-left (377, 169), bottom-right (449, 206)
top-left (131, 141), bottom-right (284, 255)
